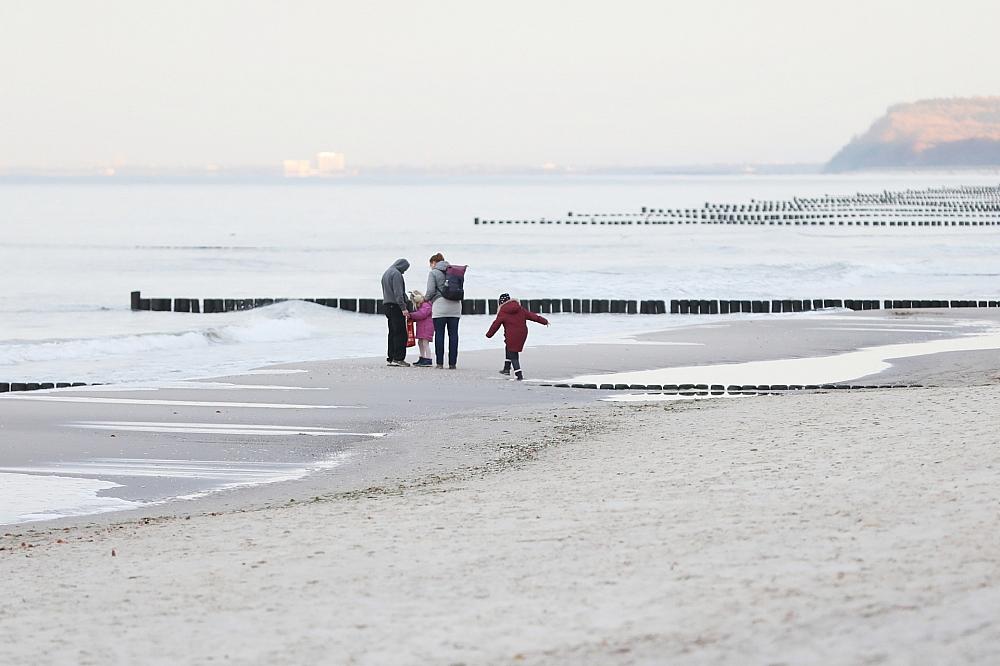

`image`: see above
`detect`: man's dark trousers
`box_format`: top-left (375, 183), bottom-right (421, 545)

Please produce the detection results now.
top-left (385, 303), bottom-right (407, 362)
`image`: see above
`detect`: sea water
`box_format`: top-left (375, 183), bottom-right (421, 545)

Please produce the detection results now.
top-left (3, 172), bottom-right (999, 525)
top-left (2, 172), bottom-right (999, 384)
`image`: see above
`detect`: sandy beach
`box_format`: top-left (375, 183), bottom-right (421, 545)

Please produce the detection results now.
top-left (3, 384), bottom-right (1000, 664)
top-left (2, 309), bottom-right (998, 521)
top-left (3, 310), bottom-right (1000, 664)
top-left (5, 4), bottom-right (1000, 662)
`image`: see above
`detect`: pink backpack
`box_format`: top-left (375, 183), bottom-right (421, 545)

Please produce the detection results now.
top-left (441, 264), bottom-right (467, 301)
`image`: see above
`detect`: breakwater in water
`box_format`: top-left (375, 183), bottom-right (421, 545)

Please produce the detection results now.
top-left (536, 382), bottom-right (921, 394)
top-left (0, 382), bottom-right (92, 393)
top-left (131, 292), bottom-right (1000, 316)
top-left (474, 184), bottom-right (1000, 226)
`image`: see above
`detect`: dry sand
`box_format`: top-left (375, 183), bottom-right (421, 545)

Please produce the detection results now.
top-left (3, 384), bottom-right (1000, 665)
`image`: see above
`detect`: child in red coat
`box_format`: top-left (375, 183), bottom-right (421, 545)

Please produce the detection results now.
top-left (485, 293), bottom-right (549, 380)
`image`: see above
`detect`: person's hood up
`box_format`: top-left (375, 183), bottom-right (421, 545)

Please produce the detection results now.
top-left (499, 299), bottom-right (521, 314)
top-left (391, 258), bottom-right (410, 273)
top-left (434, 260), bottom-right (451, 272)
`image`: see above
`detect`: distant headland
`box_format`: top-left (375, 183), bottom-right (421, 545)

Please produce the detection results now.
top-left (827, 97), bottom-right (1000, 172)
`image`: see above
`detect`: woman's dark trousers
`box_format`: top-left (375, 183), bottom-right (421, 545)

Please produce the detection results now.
top-left (433, 317), bottom-right (460, 366)
top-left (385, 303), bottom-right (407, 362)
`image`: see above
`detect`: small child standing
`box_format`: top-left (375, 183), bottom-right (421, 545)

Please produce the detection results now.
top-left (408, 291), bottom-right (434, 367)
top-left (485, 293), bottom-right (549, 380)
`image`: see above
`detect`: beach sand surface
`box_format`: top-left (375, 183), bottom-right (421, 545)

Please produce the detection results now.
top-left (3, 384), bottom-right (1000, 665)
top-left (3, 309), bottom-right (999, 523)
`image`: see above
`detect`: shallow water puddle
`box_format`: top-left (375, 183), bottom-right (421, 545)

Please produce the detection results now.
top-left (61, 381), bottom-right (329, 392)
top-left (64, 421), bottom-right (385, 437)
top-left (3, 396), bottom-right (359, 409)
top-left (0, 454), bottom-right (352, 525)
top-left (0, 472), bottom-right (140, 525)
top-left (0, 458), bottom-right (323, 480)
top-left (803, 327), bottom-right (947, 334)
top-left (566, 330), bottom-right (1000, 387)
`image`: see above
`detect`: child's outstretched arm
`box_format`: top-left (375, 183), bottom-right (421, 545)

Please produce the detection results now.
top-left (525, 312), bottom-right (549, 326)
top-left (485, 315), bottom-right (502, 338)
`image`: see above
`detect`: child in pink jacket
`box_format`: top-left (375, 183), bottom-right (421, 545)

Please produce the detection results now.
top-left (408, 291), bottom-right (434, 367)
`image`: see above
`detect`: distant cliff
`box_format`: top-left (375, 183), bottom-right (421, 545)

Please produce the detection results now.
top-left (826, 97), bottom-right (1000, 172)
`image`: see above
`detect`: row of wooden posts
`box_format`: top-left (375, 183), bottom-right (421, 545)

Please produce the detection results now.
top-left (536, 382), bottom-right (922, 393)
top-left (1, 382), bottom-right (90, 393)
top-left (476, 184), bottom-right (1000, 225)
top-left (0, 380), bottom-right (923, 395)
top-left (131, 292), bottom-right (1000, 315)
top-left (474, 217), bottom-right (999, 226)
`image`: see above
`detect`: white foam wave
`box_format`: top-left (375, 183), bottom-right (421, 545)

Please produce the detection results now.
top-left (0, 472), bottom-right (140, 525)
top-left (0, 301), bottom-right (327, 366)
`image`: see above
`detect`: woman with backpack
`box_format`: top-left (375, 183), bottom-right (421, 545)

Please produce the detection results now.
top-left (425, 252), bottom-right (464, 369)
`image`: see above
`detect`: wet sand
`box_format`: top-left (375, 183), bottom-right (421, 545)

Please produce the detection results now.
top-left (1, 309), bottom-right (999, 526)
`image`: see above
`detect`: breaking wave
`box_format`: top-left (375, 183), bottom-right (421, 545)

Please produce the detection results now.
top-left (0, 301), bottom-right (338, 368)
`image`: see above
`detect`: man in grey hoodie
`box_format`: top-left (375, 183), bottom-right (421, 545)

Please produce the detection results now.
top-left (381, 258), bottom-right (411, 366)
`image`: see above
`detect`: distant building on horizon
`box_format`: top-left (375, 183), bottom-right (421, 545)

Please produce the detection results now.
top-left (282, 152), bottom-right (347, 178)
top-left (316, 151), bottom-right (346, 175)
top-left (282, 159), bottom-right (314, 178)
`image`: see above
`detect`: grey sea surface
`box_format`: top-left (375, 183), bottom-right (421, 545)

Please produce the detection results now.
top-left (3, 173), bottom-right (1000, 387)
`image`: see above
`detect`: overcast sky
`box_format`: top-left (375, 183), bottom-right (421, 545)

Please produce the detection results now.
top-left (2, 0), bottom-right (998, 168)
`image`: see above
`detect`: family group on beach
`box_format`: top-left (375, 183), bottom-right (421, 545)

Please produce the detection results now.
top-left (381, 254), bottom-right (548, 380)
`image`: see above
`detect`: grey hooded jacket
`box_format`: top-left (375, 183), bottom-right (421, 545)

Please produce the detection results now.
top-left (381, 258), bottom-right (410, 309)
top-left (425, 260), bottom-right (462, 318)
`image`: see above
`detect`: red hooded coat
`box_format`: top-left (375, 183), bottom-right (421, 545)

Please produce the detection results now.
top-left (486, 299), bottom-right (548, 352)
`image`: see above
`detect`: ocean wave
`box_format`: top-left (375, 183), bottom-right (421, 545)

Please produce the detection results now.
top-left (0, 301), bottom-right (334, 366)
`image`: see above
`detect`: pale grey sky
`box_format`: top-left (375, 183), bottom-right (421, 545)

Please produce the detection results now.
top-left (1, 0), bottom-right (997, 168)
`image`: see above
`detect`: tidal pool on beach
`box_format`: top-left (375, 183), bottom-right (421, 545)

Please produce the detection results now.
top-left (0, 472), bottom-right (140, 525)
top-left (0, 454), bottom-right (355, 526)
top-left (570, 328), bottom-right (1000, 390)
